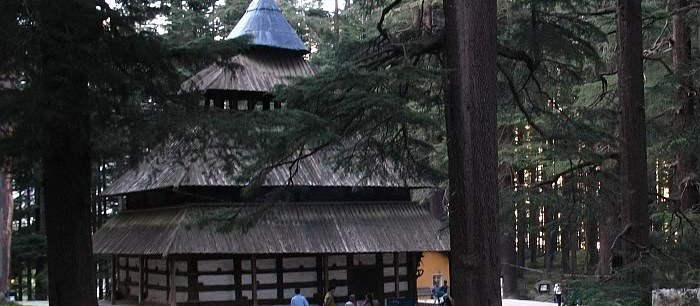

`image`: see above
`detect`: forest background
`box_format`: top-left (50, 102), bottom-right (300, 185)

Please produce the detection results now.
top-left (0, 0), bottom-right (699, 305)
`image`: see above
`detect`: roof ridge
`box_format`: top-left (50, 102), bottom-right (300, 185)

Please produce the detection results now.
top-left (162, 207), bottom-right (189, 257)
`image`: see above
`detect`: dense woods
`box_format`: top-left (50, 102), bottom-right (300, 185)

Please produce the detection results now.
top-left (0, 0), bottom-right (699, 305)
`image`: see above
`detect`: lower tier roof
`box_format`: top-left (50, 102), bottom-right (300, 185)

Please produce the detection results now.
top-left (102, 139), bottom-right (429, 196)
top-left (92, 202), bottom-right (449, 256)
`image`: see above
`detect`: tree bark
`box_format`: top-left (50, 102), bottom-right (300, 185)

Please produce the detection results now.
top-left (585, 200), bottom-right (599, 272)
top-left (528, 170), bottom-right (539, 266)
top-left (443, 0), bottom-right (501, 304)
top-left (422, 4), bottom-right (432, 35)
top-left (26, 263), bottom-right (32, 300)
top-left (617, 0), bottom-right (650, 255)
top-left (499, 128), bottom-right (518, 299)
top-left (0, 172), bottom-right (12, 299)
top-left (500, 235), bottom-right (518, 299)
top-left (561, 176), bottom-right (571, 274)
top-left (671, 0), bottom-right (698, 212)
top-left (334, 0), bottom-right (340, 41)
top-left (516, 171), bottom-right (527, 270)
top-left (543, 199), bottom-right (557, 274)
top-left (38, 0), bottom-right (99, 305)
top-left (617, 0), bottom-right (650, 302)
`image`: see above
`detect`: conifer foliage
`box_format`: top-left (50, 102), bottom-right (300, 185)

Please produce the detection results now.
top-left (0, 0), bottom-right (699, 304)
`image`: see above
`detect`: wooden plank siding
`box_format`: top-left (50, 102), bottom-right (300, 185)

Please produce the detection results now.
top-left (113, 252), bottom-right (415, 306)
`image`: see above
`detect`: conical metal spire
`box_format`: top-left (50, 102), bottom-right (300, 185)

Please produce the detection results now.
top-left (226, 0), bottom-right (307, 52)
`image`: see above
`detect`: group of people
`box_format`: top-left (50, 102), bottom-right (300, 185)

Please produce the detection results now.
top-left (431, 280), bottom-right (449, 300)
top-left (290, 285), bottom-right (379, 306)
top-left (430, 281), bottom-right (451, 306)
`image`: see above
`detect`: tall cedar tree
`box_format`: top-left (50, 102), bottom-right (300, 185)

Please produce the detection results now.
top-left (443, 0), bottom-right (501, 305)
top-left (38, 0), bottom-right (99, 304)
top-left (0, 172), bottom-right (10, 297)
top-left (617, 0), bottom-right (650, 302)
top-left (671, 0), bottom-right (698, 211)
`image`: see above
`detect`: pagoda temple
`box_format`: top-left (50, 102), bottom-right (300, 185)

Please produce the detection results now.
top-left (92, 0), bottom-right (449, 305)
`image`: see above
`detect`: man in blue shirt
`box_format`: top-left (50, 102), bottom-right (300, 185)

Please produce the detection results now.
top-left (291, 288), bottom-right (310, 306)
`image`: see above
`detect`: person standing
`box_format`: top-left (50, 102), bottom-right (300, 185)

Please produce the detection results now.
top-left (440, 280), bottom-right (449, 295)
top-left (431, 285), bottom-right (444, 304)
top-left (362, 293), bottom-right (377, 306)
top-left (553, 283), bottom-right (562, 306)
top-left (345, 294), bottom-right (357, 306)
top-left (291, 288), bottom-right (309, 306)
top-left (324, 285), bottom-right (337, 306)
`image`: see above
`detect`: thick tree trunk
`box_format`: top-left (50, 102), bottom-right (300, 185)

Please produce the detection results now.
top-left (500, 235), bottom-right (518, 298)
top-left (570, 228), bottom-right (578, 275)
top-left (585, 201), bottom-right (599, 272)
top-left (34, 259), bottom-right (47, 300)
top-left (0, 172), bottom-right (11, 299)
top-left (18, 267), bottom-right (23, 301)
top-left (528, 201), bottom-right (538, 266)
top-left (499, 137), bottom-right (518, 299)
top-left (543, 200), bottom-right (557, 273)
top-left (38, 0), bottom-right (99, 305)
top-left (671, 0), bottom-right (698, 212)
top-left (596, 198), bottom-right (620, 276)
top-left (561, 176), bottom-right (571, 274)
top-left (34, 185), bottom-right (47, 300)
top-left (26, 263), bottom-right (32, 300)
top-left (561, 220), bottom-right (570, 274)
top-left (42, 91), bottom-right (97, 306)
top-left (334, 0), bottom-right (340, 41)
top-left (617, 0), bottom-right (650, 255)
top-left (516, 171), bottom-right (527, 270)
top-left (421, 5), bottom-right (432, 35)
top-left (443, 0), bottom-right (500, 304)
top-left (617, 0), bottom-right (650, 302)
top-left (527, 170), bottom-right (543, 267)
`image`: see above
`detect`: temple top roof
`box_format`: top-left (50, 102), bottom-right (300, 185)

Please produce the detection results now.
top-left (226, 0), bottom-right (307, 53)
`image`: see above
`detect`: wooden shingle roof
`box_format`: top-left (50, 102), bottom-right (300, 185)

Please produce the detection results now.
top-left (92, 202), bottom-right (450, 255)
top-left (102, 139), bottom-right (428, 196)
top-left (181, 51), bottom-right (316, 93)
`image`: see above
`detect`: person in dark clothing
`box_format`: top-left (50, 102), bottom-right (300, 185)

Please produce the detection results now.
top-left (362, 293), bottom-right (377, 306)
top-left (440, 280), bottom-right (449, 295)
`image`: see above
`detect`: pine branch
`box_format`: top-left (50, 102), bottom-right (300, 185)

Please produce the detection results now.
top-left (670, 2), bottom-right (700, 15)
top-left (496, 44), bottom-right (538, 72)
top-left (570, 8), bottom-right (616, 16)
top-left (377, 0), bottom-right (403, 43)
top-left (531, 160), bottom-right (599, 189)
top-left (496, 62), bottom-right (546, 136)
top-left (529, 152), bottom-right (620, 189)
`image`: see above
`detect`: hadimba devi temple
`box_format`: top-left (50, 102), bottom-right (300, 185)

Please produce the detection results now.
top-left (92, 0), bottom-right (450, 305)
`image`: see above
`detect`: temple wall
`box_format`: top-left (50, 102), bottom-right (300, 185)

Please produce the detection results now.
top-left (113, 252), bottom-right (419, 306)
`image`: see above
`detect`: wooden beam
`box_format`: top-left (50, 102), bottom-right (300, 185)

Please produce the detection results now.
top-left (234, 256), bottom-right (242, 300)
top-left (111, 255), bottom-right (118, 304)
top-left (394, 252), bottom-right (400, 297)
top-left (138, 256), bottom-right (145, 305)
top-left (322, 255), bottom-right (329, 292)
top-left (407, 253), bottom-right (417, 299)
top-left (376, 253), bottom-right (384, 301)
top-left (316, 255), bottom-right (323, 305)
top-left (187, 255), bottom-right (199, 302)
top-left (168, 257), bottom-right (177, 306)
top-left (276, 256), bottom-right (283, 299)
top-left (252, 255), bottom-right (258, 306)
